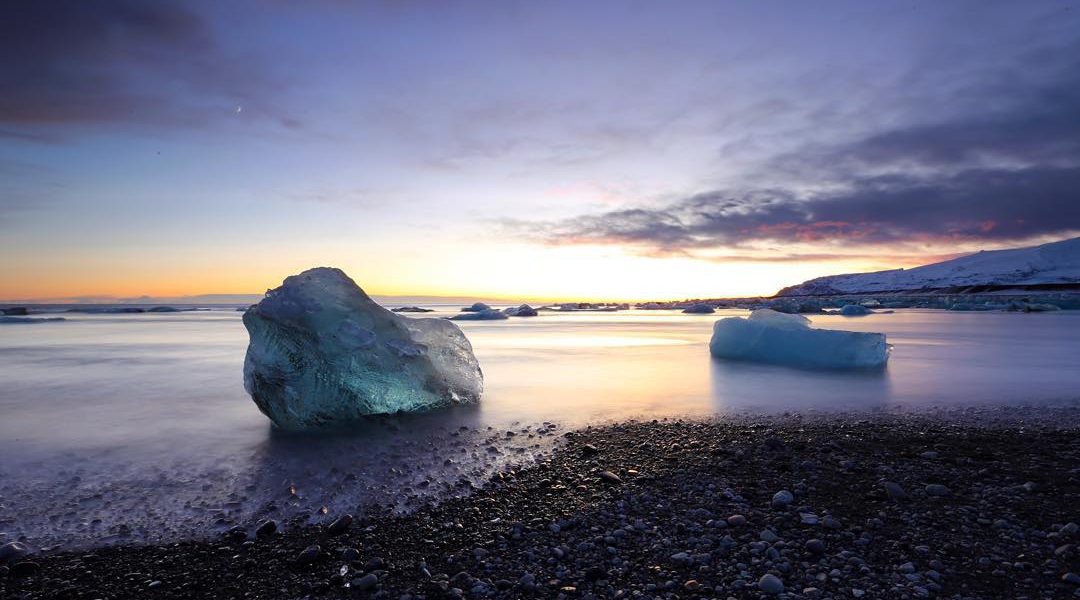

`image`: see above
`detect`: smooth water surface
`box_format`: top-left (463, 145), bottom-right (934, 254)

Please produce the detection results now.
top-left (1, 306), bottom-right (1079, 547)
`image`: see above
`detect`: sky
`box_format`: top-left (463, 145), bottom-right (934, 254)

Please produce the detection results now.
top-left (2, 0), bottom-right (1079, 302)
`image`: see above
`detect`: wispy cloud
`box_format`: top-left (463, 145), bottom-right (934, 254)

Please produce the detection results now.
top-left (512, 41), bottom-right (1080, 257)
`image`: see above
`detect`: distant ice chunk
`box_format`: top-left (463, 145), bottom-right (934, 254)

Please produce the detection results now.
top-left (391, 306), bottom-right (434, 313)
top-left (460, 302), bottom-right (492, 312)
top-left (682, 303), bottom-right (716, 314)
top-left (710, 309), bottom-right (889, 369)
top-left (1021, 303), bottom-right (1060, 312)
top-left (504, 304), bottom-right (538, 317)
top-left (448, 308), bottom-right (508, 321)
top-left (0, 316), bottom-right (66, 324)
top-left (839, 304), bottom-right (873, 316)
top-left (242, 267), bottom-right (483, 430)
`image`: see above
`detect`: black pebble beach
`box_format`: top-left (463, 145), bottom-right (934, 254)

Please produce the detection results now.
top-left (3, 411), bottom-right (1080, 599)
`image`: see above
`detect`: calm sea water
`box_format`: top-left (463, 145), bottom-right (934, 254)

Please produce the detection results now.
top-left (2, 306), bottom-right (1079, 547)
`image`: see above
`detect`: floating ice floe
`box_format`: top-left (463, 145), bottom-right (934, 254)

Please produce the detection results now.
top-left (242, 267), bottom-right (483, 430)
top-left (832, 304), bottom-right (894, 316)
top-left (460, 302), bottom-right (492, 312)
top-left (504, 304), bottom-right (538, 317)
top-left (0, 316), bottom-right (66, 324)
top-left (709, 309), bottom-right (890, 369)
top-left (682, 303), bottom-right (716, 314)
top-left (839, 304), bottom-right (874, 316)
top-left (391, 306), bottom-right (434, 313)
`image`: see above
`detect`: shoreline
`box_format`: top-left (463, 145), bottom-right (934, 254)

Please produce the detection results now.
top-left (4, 410), bottom-right (1080, 598)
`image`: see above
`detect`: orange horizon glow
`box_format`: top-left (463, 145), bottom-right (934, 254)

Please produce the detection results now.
top-left (0, 243), bottom-right (951, 303)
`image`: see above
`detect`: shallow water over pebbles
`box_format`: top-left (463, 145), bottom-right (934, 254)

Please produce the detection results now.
top-left (2, 306), bottom-right (1079, 548)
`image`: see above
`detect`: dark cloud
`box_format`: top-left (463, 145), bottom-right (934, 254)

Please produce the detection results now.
top-left (523, 43), bottom-right (1080, 253)
top-left (780, 48), bottom-right (1080, 177)
top-left (526, 166), bottom-right (1080, 250)
top-left (0, 1), bottom-right (288, 133)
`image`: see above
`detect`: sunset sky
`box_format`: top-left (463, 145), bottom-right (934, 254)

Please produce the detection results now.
top-left (3, 1), bottom-right (1079, 302)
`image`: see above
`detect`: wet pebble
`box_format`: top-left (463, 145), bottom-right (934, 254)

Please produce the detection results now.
top-left (0, 542), bottom-right (29, 564)
top-left (771, 490), bottom-right (794, 508)
top-left (327, 514), bottom-right (353, 535)
top-left (598, 470), bottom-right (623, 485)
top-left (883, 481), bottom-right (907, 501)
top-left (255, 519), bottom-right (277, 538)
top-left (925, 484), bottom-right (950, 497)
top-left (352, 572), bottom-right (378, 591)
top-left (295, 544), bottom-right (320, 565)
top-left (758, 573), bottom-right (784, 594)
top-left (9, 561), bottom-right (40, 578)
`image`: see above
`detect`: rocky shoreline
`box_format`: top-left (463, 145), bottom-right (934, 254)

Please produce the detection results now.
top-left (3, 412), bottom-right (1080, 599)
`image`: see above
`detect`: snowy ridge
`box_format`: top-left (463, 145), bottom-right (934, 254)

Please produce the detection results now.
top-left (777, 236), bottom-right (1080, 296)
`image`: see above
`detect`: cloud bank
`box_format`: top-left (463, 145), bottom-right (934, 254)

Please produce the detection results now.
top-left (518, 40), bottom-right (1080, 257)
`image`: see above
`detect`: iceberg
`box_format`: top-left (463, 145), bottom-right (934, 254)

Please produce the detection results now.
top-left (504, 304), bottom-right (538, 317)
top-left (391, 306), bottom-right (434, 313)
top-left (460, 302), bottom-right (492, 312)
top-left (710, 309), bottom-right (889, 369)
top-left (682, 303), bottom-right (716, 314)
top-left (839, 304), bottom-right (873, 316)
top-left (242, 267), bottom-right (483, 430)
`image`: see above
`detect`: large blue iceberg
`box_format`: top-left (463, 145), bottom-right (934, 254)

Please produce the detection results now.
top-left (710, 309), bottom-right (889, 369)
top-left (242, 267), bottom-right (483, 429)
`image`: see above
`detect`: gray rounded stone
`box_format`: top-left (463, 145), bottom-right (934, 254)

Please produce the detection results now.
top-left (771, 490), bottom-right (794, 508)
top-left (758, 573), bottom-right (785, 594)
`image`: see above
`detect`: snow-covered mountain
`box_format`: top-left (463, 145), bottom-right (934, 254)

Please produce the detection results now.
top-left (777, 236), bottom-right (1080, 296)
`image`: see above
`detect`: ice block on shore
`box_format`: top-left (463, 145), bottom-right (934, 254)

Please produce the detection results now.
top-left (243, 267), bottom-right (483, 429)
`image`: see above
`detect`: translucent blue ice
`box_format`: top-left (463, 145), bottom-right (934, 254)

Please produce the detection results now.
top-left (242, 268), bottom-right (483, 429)
top-left (710, 309), bottom-right (889, 369)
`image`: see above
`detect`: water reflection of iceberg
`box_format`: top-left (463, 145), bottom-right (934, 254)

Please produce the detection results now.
top-left (241, 404), bottom-right (555, 529)
top-left (709, 358), bottom-right (893, 413)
